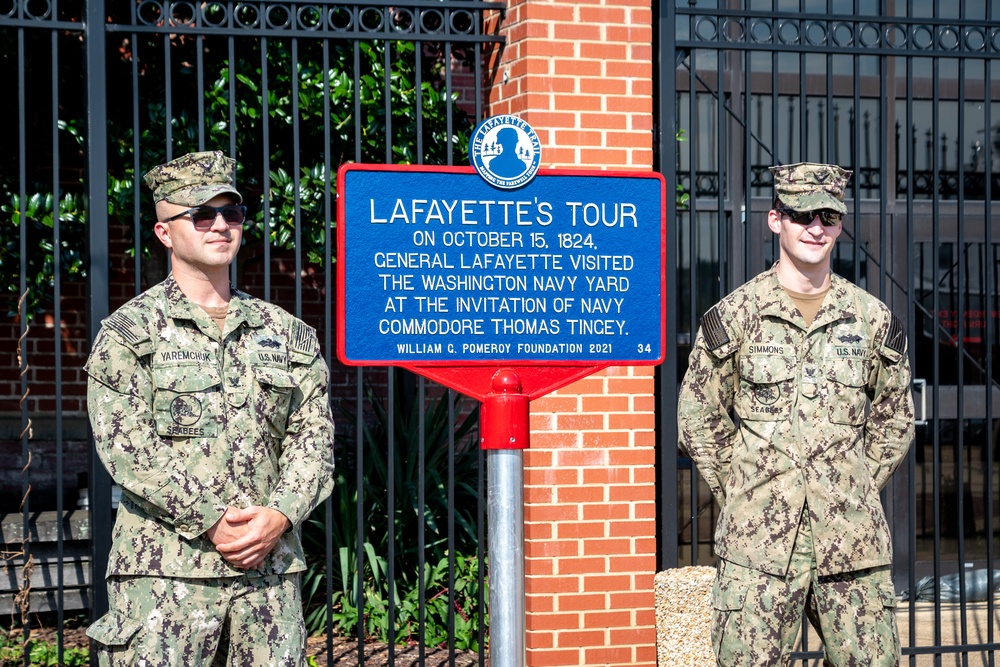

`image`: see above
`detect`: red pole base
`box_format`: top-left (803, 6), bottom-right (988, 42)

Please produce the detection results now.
top-left (480, 369), bottom-right (530, 450)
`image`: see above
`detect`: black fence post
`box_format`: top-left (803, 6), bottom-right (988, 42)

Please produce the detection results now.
top-left (655, 0), bottom-right (679, 571)
top-left (84, 0), bottom-right (112, 638)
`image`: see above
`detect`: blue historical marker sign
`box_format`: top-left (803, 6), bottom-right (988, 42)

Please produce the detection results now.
top-left (337, 164), bottom-right (666, 366)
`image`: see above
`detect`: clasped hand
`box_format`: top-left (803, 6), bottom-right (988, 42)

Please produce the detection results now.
top-left (206, 506), bottom-right (291, 570)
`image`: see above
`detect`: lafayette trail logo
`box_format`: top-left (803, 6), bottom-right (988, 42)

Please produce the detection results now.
top-left (469, 115), bottom-right (541, 189)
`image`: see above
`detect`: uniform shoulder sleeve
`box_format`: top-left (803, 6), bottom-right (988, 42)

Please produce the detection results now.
top-left (85, 310), bottom-right (153, 393)
top-left (874, 310), bottom-right (907, 364)
top-left (104, 311), bottom-right (152, 353)
top-left (287, 319), bottom-right (321, 364)
top-left (699, 304), bottom-right (740, 359)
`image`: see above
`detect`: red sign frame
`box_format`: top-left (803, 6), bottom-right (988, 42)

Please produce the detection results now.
top-left (336, 163), bottom-right (666, 403)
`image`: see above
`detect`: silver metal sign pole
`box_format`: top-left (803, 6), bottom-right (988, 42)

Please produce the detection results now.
top-left (487, 448), bottom-right (525, 667)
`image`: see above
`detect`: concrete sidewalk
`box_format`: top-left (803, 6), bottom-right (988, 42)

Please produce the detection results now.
top-left (898, 601), bottom-right (1000, 667)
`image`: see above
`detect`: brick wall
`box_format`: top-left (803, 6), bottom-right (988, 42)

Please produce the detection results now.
top-left (489, 0), bottom-right (657, 665)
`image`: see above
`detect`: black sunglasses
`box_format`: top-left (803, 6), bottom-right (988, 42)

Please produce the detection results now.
top-left (163, 205), bottom-right (247, 230)
top-left (777, 207), bottom-right (843, 227)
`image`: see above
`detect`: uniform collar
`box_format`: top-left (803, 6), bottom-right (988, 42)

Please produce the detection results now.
top-left (163, 275), bottom-right (215, 330)
top-left (228, 288), bottom-right (265, 329)
top-left (757, 264), bottom-right (856, 330)
top-left (811, 274), bottom-right (857, 330)
top-left (162, 275), bottom-right (265, 333)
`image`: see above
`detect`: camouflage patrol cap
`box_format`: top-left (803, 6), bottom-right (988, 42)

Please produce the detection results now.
top-left (769, 162), bottom-right (852, 214)
top-left (143, 150), bottom-right (242, 207)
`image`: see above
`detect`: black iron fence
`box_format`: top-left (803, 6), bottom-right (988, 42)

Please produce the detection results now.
top-left (657, 1), bottom-right (1000, 663)
top-left (1, 0), bottom-right (502, 663)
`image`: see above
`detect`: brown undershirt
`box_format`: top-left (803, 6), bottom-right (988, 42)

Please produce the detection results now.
top-left (199, 303), bottom-right (229, 332)
top-left (781, 285), bottom-right (829, 327)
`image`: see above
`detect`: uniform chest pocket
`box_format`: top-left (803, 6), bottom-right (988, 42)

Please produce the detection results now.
top-left (736, 354), bottom-right (796, 421)
top-left (825, 357), bottom-right (869, 425)
top-left (253, 365), bottom-right (297, 438)
top-left (152, 365), bottom-right (221, 439)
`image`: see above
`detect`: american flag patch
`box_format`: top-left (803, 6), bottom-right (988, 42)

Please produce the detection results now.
top-left (884, 314), bottom-right (906, 356)
top-left (290, 321), bottom-right (318, 355)
top-left (105, 312), bottom-right (143, 346)
top-left (701, 307), bottom-right (730, 351)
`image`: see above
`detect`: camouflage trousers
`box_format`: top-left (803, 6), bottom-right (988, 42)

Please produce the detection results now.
top-left (86, 572), bottom-right (306, 667)
top-left (711, 512), bottom-right (899, 667)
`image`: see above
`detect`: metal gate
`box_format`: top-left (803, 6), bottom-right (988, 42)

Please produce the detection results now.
top-left (1, 0), bottom-right (502, 663)
top-left (656, 1), bottom-right (1000, 663)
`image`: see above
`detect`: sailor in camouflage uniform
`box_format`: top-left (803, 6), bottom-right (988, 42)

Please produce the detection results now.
top-left (84, 151), bottom-right (336, 666)
top-left (678, 163), bottom-right (914, 666)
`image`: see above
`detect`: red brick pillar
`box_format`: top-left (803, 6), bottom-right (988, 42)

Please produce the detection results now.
top-left (488, 1), bottom-right (658, 665)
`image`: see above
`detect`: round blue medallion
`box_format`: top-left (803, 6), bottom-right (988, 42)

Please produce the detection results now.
top-left (469, 115), bottom-right (542, 190)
